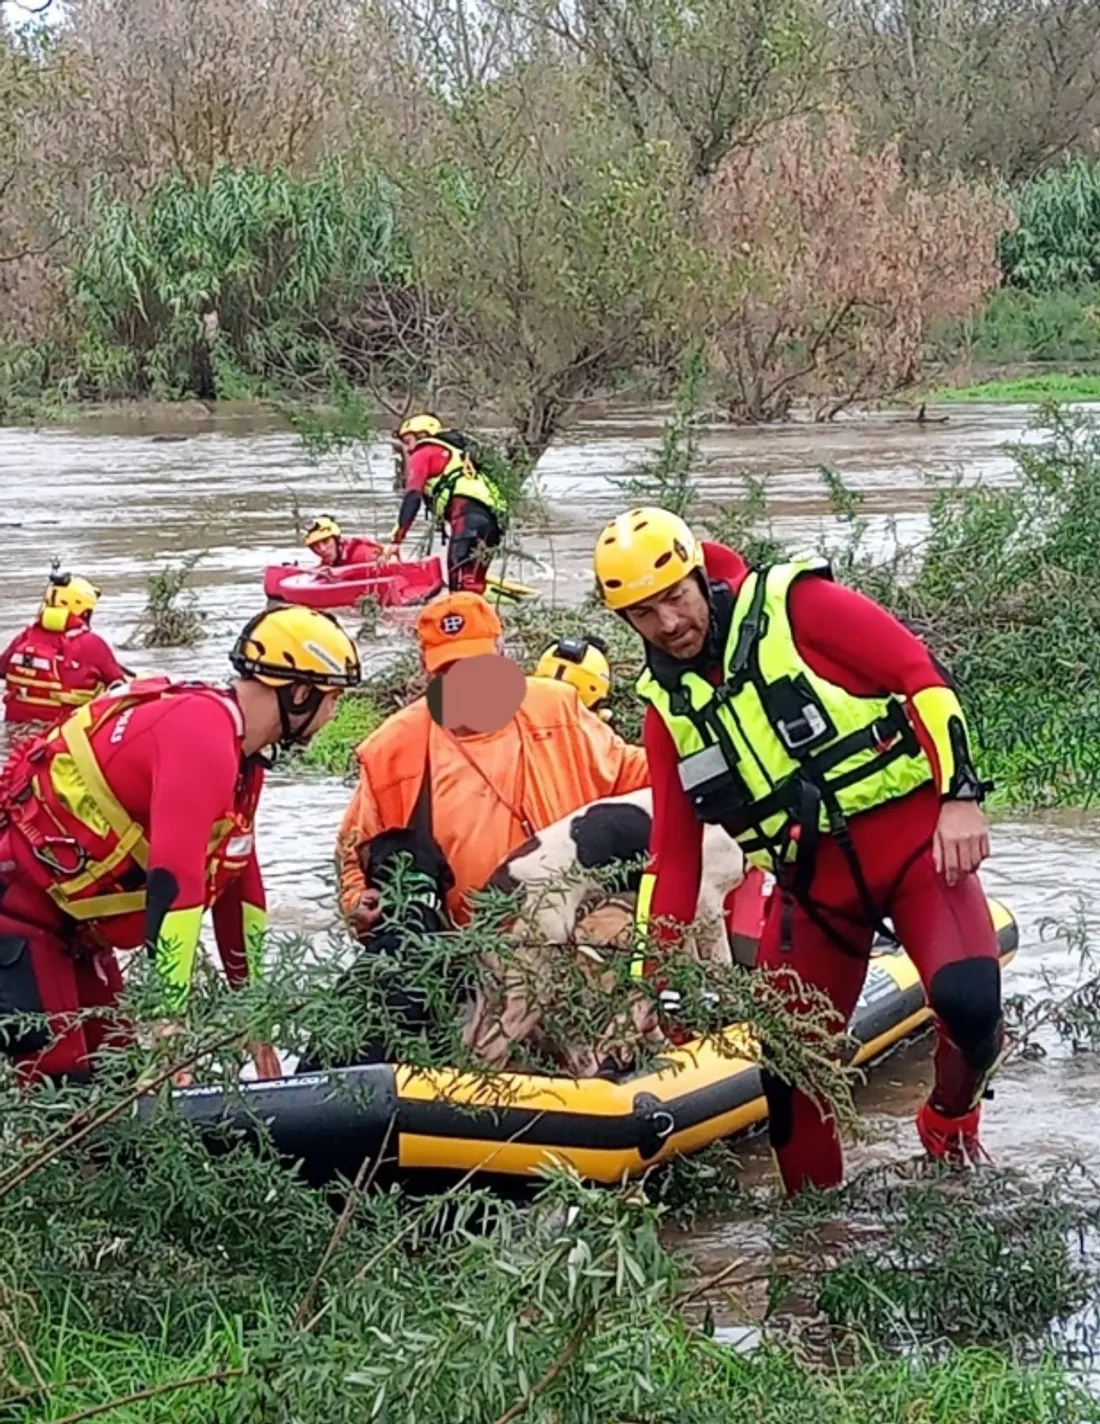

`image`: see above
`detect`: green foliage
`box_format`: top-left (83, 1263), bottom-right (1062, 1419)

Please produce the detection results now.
top-left (300, 691), bottom-right (384, 776)
top-left (0, 341), bottom-right (78, 424)
top-left (770, 1166), bottom-right (1095, 1349)
top-left (929, 285), bottom-right (1100, 370)
top-left (126, 551), bottom-right (207, 648)
top-left (70, 162), bottom-right (410, 401)
top-left (2, 928), bottom-right (1099, 1423)
top-left (1000, 158), bottom-right (1100, 291)
top-left (279, 375), bottom-right (379, 464)
top-left (866, 404), bottom-right (1100, 808)
top-left (706, 471), bottom-right (790, 568)
top-left (933, 373), bottom-right (1100, 403)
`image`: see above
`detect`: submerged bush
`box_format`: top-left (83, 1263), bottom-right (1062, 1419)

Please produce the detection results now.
top-left (126, 551), bottom-right (207, 648)
top-left (299, 690), bottom-right (384, 777)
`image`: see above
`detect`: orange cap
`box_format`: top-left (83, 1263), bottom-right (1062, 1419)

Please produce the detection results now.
top-left (417, 592), bottom-right (503, 673)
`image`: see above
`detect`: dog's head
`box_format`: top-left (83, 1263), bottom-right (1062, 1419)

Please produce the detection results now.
top-left (357, 827), bottom-right (456, 935)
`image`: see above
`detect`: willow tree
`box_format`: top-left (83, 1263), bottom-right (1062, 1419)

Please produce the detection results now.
top-left (70, 162), bottom-right (413, 400)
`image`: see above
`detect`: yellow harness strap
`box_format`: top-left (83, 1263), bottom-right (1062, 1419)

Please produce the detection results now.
top-left (630, 871), bottom-right (657, 980)
top-left (39, 699), bottom-right (152, 920)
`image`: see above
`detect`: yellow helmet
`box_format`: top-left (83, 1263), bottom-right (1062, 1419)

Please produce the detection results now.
top-left (535, 636), bottom-right (611, 715)
top-left (40, 574), bottom-right (100, 631)
top-left (230, 606), bottom-right (361, 690)
top-left (304, 516), bottom-right (342, 549)
top-left (593, 506), bottom-right (704, 611)
top-left (397, 413), bottom-right (443, 442)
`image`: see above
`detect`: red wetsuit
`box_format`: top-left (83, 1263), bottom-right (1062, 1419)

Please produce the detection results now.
top-left (0, 622), bottom-right (130, 724)
top-left (0, 684), bottom-right (266, 1084)
top-left (642, 543), bottom-right (1002, 1192)
top-left (327, 536), bottom-right (381, 567)
top-left (394, 444), bottom-right (499, 593)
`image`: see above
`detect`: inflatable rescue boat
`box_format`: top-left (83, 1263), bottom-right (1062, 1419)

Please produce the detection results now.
top-left (147, 899), bottom-right (1018, 1190)
top-left (264, 561), bottom-right (540, 612)
top-left (263, 558), bottom-right (445, 611)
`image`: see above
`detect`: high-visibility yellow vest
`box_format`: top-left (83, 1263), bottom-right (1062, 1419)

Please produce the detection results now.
top-left (635, 557), bottom-right (933, 873)
top-left (418, 433), bottom-right (506, 521)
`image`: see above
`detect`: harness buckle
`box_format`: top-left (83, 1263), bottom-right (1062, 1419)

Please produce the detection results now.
top-left (33, 837), bottom-right (89, 877)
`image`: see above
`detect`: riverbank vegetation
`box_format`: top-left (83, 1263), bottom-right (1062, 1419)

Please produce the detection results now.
top-left (4, 917), bottom-right (1100, 1423)
top-left (7, 0), bottom-right (1100, 444)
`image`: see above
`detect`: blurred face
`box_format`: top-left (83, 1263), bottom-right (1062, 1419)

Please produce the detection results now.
top-left (425, 650), bottom-right (525, 734)
top-left (313, 537), bottom-right (338, 566)
top-left (400, 432), bottom-right (418, 453)
top-left (624, 574), bottom-right (710, 661)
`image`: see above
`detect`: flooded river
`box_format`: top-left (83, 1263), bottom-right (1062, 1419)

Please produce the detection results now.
top-left (0, 399), bottom-right (1096, 1187)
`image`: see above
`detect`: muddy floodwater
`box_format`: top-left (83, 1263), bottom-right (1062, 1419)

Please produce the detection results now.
top-left (0, 399), bottom-right (1097, 1190)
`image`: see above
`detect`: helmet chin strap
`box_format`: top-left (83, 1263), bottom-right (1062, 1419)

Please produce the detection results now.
top-left (248, 685), bottom-right (328, 768)
top-left (276, 683), bottom-right (326, 750)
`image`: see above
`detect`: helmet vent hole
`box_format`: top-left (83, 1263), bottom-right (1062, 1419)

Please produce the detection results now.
top-left (604, 578), bottom-right (622, 589)
top-left (633, 520), bottom-right (649, 531)
top-left (654, 552), bottom-right (672, 569)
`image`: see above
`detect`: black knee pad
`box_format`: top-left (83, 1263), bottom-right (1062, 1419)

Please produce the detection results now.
top-left (0, 934), bottom-right (50, 1057)
top-left (760, 1066), bottom-right (795, 1151)
top-left (928, 958), bottom-right (1003, 1071)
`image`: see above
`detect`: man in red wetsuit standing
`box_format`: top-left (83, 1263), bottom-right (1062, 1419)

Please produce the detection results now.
top-left (303, 516), bottom-right (381, 569)
top-left (593, 506), bottom-right (1003, 1193)
top-left (0, 573), bottom-right (131, 725)
top-left (0, 604), bottom-right (361, 1088)
top-left (384, 413), bottom-right (506, 593)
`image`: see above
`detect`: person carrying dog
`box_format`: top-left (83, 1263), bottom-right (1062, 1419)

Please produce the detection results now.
top-left (336, 593), bottom-right (649, 935)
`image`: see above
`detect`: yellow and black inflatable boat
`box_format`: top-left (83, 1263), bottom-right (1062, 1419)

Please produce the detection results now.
top-left (153, 898), bottom-right (1018, 1189)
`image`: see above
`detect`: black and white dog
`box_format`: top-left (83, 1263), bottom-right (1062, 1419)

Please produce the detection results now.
top-left (303, 793), bottom-right (746, 1076)
top-left (484, 788), bottom-right (745, 966)
top-left (463, 789), bottom-right (747, 1073)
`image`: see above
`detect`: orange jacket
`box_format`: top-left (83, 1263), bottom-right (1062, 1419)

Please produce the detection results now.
top-left (336, 678), bottom-right (649, 925)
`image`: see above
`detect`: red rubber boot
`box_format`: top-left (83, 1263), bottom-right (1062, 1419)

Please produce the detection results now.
top-left (915, 1101), bottom-right (990, 1168)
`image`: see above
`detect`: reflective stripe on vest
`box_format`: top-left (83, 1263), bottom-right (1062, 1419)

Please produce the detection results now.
top-left (419, 436), bottom-right (505, 519)
top-left (7, 680), bottom-right (254, 921)
top-left (635, 558), bottom-right (933, 871)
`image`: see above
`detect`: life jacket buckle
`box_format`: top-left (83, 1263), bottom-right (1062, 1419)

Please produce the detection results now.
top-left (776, 703), bottom-right (829, 752)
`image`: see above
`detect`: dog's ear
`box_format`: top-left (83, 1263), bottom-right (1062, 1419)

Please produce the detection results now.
top-left (433, 846), bottom-right (457, 894)
top-left (359, 828), bottom-right (413, 883)
top-left (357, 827), bottom-right (456, 896)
